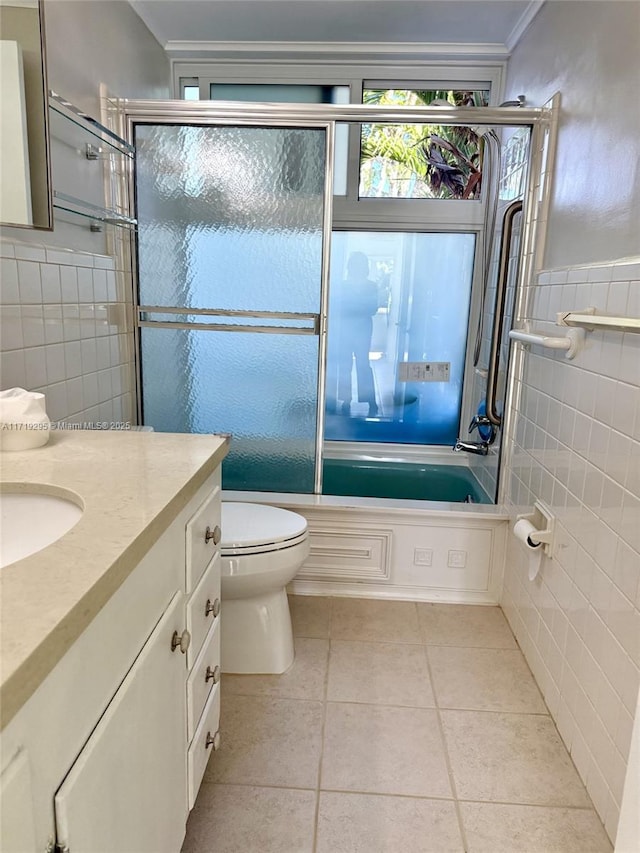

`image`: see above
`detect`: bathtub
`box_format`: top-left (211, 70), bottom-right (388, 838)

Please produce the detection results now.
top-left (322, 458), bottom-right (491, 503)
top-left (224, 458), bottom-right (508, 604)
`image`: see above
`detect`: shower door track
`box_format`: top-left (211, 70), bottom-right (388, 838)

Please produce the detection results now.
top-left (123, 97), bottom-right (553, 501)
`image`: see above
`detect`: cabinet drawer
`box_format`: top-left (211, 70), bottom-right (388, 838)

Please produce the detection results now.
top-left (187, 619), bottom-right (221, 742)
top-left (187, 552), bottom-right (221, 667)
top-left (187, 682), bottom-right (221, 810)
top-left (185, 485), bottom-right (221, 592)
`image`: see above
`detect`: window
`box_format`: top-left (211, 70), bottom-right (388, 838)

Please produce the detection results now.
top-left (180, 77), bottom-right (200, 100)
top-left (325, 230), bottom-right (475, 444)
top-left (359, 88), bottom-right (489, 200)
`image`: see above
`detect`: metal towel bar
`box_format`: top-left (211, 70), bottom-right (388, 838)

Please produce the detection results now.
top-left (557, 309), bottom-right (640, 334)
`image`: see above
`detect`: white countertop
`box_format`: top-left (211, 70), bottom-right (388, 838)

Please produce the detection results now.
top-left (0, 429), bottom-right (229, 729)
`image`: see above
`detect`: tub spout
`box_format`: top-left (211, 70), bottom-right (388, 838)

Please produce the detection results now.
top-left (453, 439), bottom-right (490, 456)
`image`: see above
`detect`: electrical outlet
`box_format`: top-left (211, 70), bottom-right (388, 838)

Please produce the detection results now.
top-left (447, 549), bottom-right (467, 568)
top-left (413, 548), bottom-right (433, 566)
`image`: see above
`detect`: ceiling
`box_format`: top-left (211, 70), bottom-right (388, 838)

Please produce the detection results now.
top-left (129, 0), bottom-right (544, 60)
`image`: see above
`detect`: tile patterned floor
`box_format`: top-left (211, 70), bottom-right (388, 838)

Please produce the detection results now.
top-left (182, 596), bottom-right (612, 853)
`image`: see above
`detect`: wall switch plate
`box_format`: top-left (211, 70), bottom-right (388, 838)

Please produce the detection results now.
top-left (413, 548), bottom-right (433, 566)
top-left (447, 549), bottom-right (467, 568)
top-left (399, 362), bottom-right (450, 382)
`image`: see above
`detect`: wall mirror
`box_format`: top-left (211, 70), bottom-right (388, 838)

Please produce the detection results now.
top-left (0, 0), bottom-right (52, 229)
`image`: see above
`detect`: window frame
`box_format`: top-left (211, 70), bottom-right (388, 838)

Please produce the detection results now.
top-left (172, 61), bottom-right (503, 231)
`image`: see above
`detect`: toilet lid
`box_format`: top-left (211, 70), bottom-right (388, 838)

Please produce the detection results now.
top-left (221, 502), bottom-right (308, 556)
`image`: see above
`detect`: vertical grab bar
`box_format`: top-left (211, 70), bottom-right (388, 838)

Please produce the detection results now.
top-left (486, 199), bottom-right (523, 426)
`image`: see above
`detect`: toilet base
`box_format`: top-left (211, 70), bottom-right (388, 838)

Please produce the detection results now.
top-left (221, 588), bottom-right (294, 674)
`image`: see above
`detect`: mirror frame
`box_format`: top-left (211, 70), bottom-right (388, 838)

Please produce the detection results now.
top-left (0, 0), bottom-right (53, 230)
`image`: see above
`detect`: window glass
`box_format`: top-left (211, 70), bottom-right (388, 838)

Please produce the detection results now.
top-left (359, 88), bottom-right (489, 200)
top-left (209, 83), bottom-right (344, 104)
top-left (325, 230), bottom-right (475, 445)
top-left (180, 78), bottom-right (200, 100)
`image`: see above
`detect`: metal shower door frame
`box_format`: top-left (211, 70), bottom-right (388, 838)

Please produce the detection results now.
top-left (123, 104), bottom-right (335, 494)
top-left (120, 97), bottom-right (552, 500)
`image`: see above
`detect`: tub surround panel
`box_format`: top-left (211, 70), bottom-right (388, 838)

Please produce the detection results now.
top-left (223, 495), bottom-right (508, 604)
top-left (0, 429), bottom-right (229, 728)
top-left (501, 257), bottom-right (640, 842)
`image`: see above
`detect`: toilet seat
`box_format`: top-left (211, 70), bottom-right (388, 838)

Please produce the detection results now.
top-left (221, 502), bottom-right (308, 557)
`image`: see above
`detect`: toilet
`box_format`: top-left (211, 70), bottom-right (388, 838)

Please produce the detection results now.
top-left (219, 502), bottom-right (310, 674)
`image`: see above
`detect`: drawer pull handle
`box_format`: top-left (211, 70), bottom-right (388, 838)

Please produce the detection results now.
top-left (205, 525), bottom-right (221, 545)
top-left (205, 665), bottom-right (221, 684)
top-left (171, 628), bottom-right (191, 654)
top-left (206, 730), bottom-right (221, 751)
top-left (205, 597), bottom-right (221, 618)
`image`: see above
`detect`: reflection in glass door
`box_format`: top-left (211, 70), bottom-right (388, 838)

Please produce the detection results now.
top-left (134, 123), bottom-right (328, 493)
top-left (325, 231), bottom-right (475, 445)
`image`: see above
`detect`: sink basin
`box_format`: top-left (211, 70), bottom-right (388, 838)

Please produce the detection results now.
top-left (0, 489), bottom-right (83, 569)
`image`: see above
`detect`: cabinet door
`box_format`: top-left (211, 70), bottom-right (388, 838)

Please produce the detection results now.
top-left (1, 748), bottom-right (38, 853)
top-left (54, 591), bottom-right (187, 853)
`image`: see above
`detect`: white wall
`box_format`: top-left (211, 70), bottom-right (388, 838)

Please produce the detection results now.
top-left (1, 0), bottom-right (170, 252)
top-left (44, 0), bottom-right (170, 117)
top-left (0, 0), bottom-right (170, 424)
top-left (502, 0), bottom-right (640, 269)
top-left (501, 2), bottom-right (640, 844)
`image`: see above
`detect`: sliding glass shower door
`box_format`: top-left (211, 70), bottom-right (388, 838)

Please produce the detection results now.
top-left (134, 122), bottom-right (329, 493)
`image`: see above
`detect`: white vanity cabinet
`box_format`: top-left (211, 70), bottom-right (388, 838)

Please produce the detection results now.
top-left (0, 749), bottom-right (38, 852)
top-left (0, 465), bottom-right (224, 853)
top-left (184, 481), bottom-right (223, 808)
top-left (54, 592), bottom-right (187, 853)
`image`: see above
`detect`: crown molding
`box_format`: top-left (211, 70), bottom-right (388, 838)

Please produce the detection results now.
top-left (505, 0), bottom-right (545, 52)
top-left (164, 39), bottom-right (511, 61)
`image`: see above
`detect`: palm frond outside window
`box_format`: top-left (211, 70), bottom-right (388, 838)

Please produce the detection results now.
top-left (359, 89), bottom-right (489, 200)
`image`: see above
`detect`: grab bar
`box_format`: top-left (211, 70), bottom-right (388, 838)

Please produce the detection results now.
top-left (486, 199), bottom-right (523, 426)
top-left (508, 327), bottom-right (585, 359)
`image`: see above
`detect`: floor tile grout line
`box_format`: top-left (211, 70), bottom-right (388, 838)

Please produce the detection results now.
top-left (195, 778), bottom-right (608, 813)
top-left (295, 632), bottom-right (520, 651)
top-left (197, 779), bottom-right (318, 793)
top-left (310, 600), bottom-right (334, 853)
top-left (454, 796), bottom-right (609, 812)
top-left (423, 642), bottom-right (470, 853)
top-left (221, 690), bottom-right (553, 716)
top-left (317, 787), bottom-right (458, 803)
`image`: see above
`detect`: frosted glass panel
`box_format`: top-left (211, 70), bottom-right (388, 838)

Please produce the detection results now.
top-left (135, 124), bottom-right (325, 312)
top-left (204, 85), bottom-right (348, 195)
top-left (141, 327), bottom-right (319, 493)
top-left (135, 122), bottom-right (327, 493)
top-left (325, 231), bottom-right (475, 445)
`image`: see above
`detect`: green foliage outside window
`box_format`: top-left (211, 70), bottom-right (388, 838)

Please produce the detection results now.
top-left (360, 89), bottom-right (489, 199)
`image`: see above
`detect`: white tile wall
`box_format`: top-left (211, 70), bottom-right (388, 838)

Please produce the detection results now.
top-left (0, 239), bottom-right (135, 426)
top-left (501, 256), bottom-right (640, 843)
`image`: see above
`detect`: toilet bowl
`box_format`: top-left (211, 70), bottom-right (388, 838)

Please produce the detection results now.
top-left (220, 502), bottom-right (309, 674)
